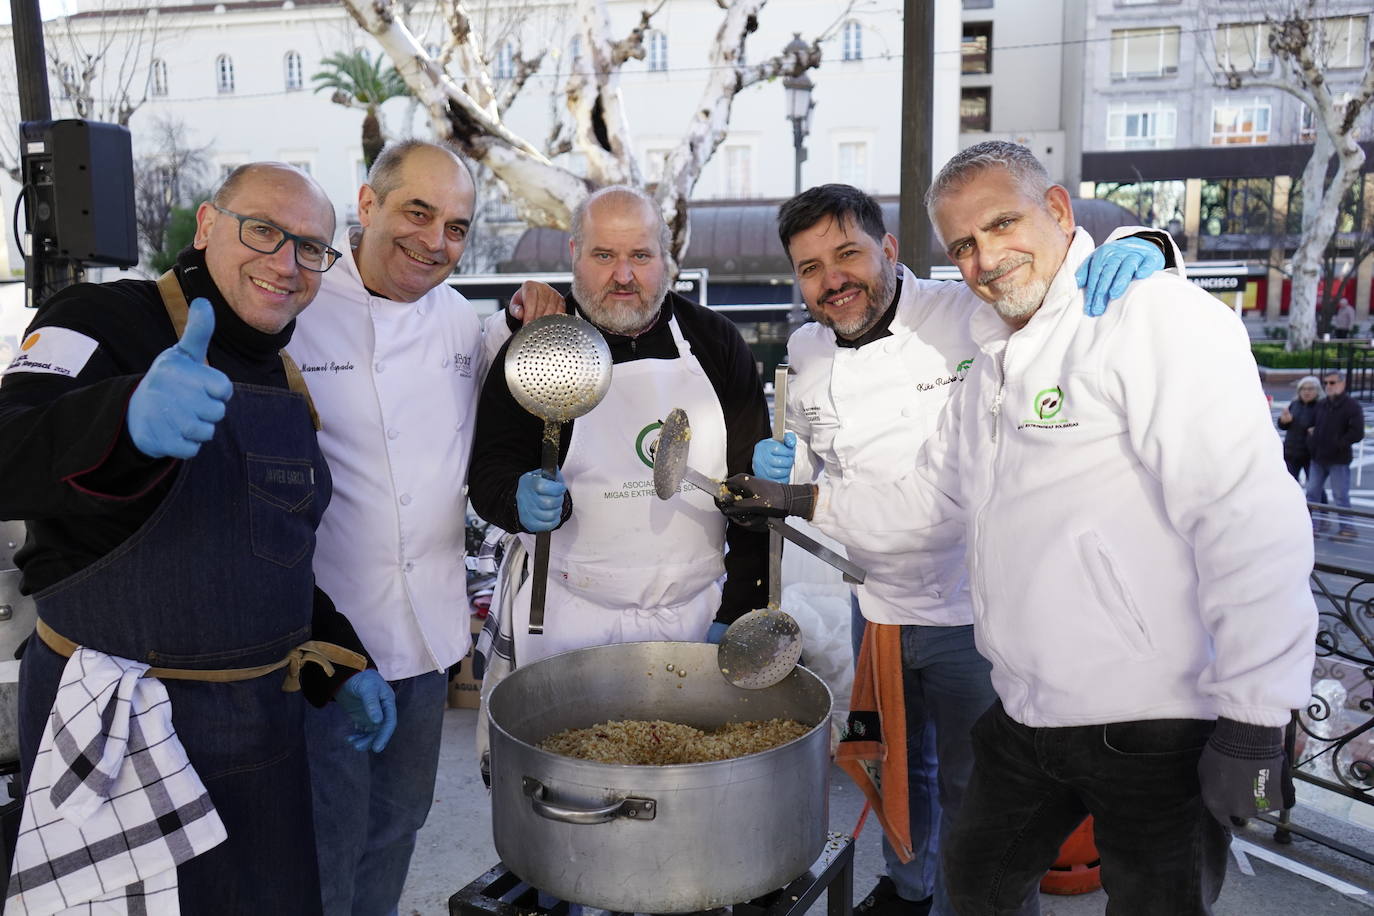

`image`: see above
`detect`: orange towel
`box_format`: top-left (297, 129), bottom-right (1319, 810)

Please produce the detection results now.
top-left (836, 620), bottom-right (913, 862)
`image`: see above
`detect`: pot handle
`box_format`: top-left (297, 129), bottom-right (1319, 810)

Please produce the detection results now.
top-left (522, 777), bottom-right (657, 824)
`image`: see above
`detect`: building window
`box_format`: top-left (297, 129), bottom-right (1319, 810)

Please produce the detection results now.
top-left (647, 31), bottom-right (667, 72)
top-left (1106, 102), bottom-right (1176, 149)
top-left (961, 22), bottom-right (992, 74)
top-left (1214, 23), bottom-right (1271, 72)
top-left (284, 51), bottom-right (303, 91)
top-left (1211, 98), bottom-right (1271, 145)
top-left (723, 145), bottom-right (752, 198)
top-left (1109, 27), bottom-right (1180, 78)
top-left (150, 58), bottom-right (168, 96)
top-left (962, 0), bottom-right (993, 8)
top-left (216, 55), bottom-right (235, 94)
top-left (426, 43), bottom-right (442, 59)
top-left (569, 35), bottom-right (582, 63)
top-left (58, 63), bottom-right (74, 98)
top-left (842, 20), bottom-right (862, 61)
top-left (286, 160), bottom-right (312, 174)
top-left (836, 141), bottom-right (869, 188)
top-left (960, 87), bottom-right (991, 132)
top-left (1321, 16), bottom-right (1368, 69)
top-left (219, 162), bottom-right (243, 181)
top-left (494, 42), bottom-right (514, 79)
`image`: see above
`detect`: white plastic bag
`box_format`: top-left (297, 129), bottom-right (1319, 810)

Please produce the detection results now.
top-left (783, 581), bottom-right (854, 753)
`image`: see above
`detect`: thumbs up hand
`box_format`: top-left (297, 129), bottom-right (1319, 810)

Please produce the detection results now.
top-left (127, 297), bottom-right (234, 459)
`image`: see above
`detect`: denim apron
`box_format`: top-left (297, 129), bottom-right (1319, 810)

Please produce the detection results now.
top-left (17, 316), bottom-right (332, 913)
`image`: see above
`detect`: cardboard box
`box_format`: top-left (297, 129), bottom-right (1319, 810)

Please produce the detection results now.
top-left (447, 614), bottom-right (485, 710)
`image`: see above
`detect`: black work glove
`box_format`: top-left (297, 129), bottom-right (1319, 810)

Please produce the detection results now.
top-left (1197, 717), bottom-right (1293, 824)
top-left (716, 474), bottom-right (817, 531)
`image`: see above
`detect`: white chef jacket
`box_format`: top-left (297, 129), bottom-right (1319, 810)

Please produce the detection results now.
top-left (288, 241), bottom-right (484, 680)
top-left (786, 265), bottom-right (979, 627)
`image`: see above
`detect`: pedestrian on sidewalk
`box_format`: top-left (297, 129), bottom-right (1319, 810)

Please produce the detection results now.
top-left (1307, 370), bottom-right (1365, 539)
top-left (1278, 376), bottom-right (1321, 483)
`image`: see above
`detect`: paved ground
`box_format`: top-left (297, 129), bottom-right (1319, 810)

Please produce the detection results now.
top-left (400, 708), bottom-right (1374, 916)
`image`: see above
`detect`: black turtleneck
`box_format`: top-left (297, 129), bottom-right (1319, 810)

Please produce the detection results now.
top-left (0, 246), bottom-right (297, 594)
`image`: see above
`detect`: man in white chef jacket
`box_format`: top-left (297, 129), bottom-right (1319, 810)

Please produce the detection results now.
top-left (287, 139), bottom-right (485, 915)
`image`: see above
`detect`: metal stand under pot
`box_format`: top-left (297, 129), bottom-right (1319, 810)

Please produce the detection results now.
top-left (449, 832), bottom-right (854, 916)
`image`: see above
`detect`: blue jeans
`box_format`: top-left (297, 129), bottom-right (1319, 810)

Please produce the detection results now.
top-left (306, 669), bottom-right (448, 916)
top-left (1306, 461), bottom-right (1353, 530)
top-left (851, 597), bottom-right (1000, 915)
top-left (945, 702), bottom-right (1229, 916)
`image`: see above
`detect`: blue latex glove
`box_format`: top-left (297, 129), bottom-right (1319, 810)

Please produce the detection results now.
top-left (705, 621), bottom-right (729, 644)
top-left (336, 670), bottom-right (397, 753)
top-left (127, 297), bottom-right (233, 459)
top-left (752, 431), bottom-right (796, 483)
top-left (1074, 237), bottom-right (1166, 317)
top-left (516, 468), bottom-right (567, 532)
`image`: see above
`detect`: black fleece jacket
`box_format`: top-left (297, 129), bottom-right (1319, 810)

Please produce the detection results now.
top-left (0, 248), bottom-right (364, 700)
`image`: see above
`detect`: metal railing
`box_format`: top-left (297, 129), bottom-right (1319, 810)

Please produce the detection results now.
top-left (1260, 504), bottom-right (1374, 864)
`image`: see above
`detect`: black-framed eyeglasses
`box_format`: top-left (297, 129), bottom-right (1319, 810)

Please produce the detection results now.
top-left (213, 205), bottom-right (340, 272)
top-left (1324, 380), bottom-right (1342, 386)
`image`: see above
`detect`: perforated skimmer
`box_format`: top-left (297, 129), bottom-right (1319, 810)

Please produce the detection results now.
top-left (652, 405), bottom-right (867, 689)
top-left (504, 314), bottom-right (613, 634)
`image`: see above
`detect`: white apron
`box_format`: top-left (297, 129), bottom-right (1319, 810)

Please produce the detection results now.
top-left (513, 316), bottom-right (729, 665)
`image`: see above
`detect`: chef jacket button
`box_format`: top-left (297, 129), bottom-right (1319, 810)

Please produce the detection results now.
top-left (403, 561), bottom-right (414, 572)
top-left (902, 406), bottom-right (915, 418)
top-left (441, 356), bottom-right (450, 368)
top-left (387, 428), bottom-right (399, 440)
top-left (375, 362), bottom-right (386, 373)
top-left (400, 493), bottom-right (412, 506)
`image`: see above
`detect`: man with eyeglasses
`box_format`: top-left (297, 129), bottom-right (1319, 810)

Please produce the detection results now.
top-left (284, 139), bottom-right (498, 915)
top-left (0, 162), bottom-right (395, 913)
top-left (1307, 371), bottom-right (1365, 540)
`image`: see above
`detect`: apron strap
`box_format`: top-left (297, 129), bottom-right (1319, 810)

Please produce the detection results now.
top-left (37, 618), bottom-right (368, 693)
top-left (155, 270), bottom-right (322, 431)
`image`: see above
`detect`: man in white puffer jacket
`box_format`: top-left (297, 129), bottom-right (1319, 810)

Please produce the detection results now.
top-left (722, 142), bottom-right (1317, 916)
top-left (754, 185), bottom-right (1171, 916)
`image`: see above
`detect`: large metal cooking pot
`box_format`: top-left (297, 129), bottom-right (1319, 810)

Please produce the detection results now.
top-left (488, 641), bottom-right (831, 913)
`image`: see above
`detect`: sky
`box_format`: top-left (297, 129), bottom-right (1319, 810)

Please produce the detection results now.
top-left (1, 0), bottom-right (77, 27)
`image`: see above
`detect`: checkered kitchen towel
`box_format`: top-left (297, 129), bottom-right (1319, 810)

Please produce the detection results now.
top-left (6, 649), bottom-right (227, 915)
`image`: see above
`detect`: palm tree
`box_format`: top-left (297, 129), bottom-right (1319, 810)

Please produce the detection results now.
top-left (312, 49), bottom-right (409, 168)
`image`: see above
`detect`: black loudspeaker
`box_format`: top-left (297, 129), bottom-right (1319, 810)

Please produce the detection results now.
top-left (20, 119), bottom-right (137, 267)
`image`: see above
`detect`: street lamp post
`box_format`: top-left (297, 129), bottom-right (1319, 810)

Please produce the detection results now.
top-left (783, 33), bottom-right (814, 331)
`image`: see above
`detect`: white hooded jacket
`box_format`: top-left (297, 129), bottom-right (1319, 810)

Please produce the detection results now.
top-left (812, 229), bottom-right (1316, 729)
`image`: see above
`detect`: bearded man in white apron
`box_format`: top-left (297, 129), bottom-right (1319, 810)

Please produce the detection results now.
top-left (470, 186), bottom-right (769, 665)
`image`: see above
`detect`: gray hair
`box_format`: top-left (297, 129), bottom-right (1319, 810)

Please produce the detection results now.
top-left (366, 139), bottom-right (468, 203)
top-left (925, 141), bottom-right (1054, 219)
top-left (571, 185), bottom-right (672, 259)
top-left (1296, 375), bottom-right (1322, 391)
top-left (1322, 370), bottom-right (1347, 383)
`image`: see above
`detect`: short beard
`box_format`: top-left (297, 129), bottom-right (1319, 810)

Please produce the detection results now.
top-left (980, 255), bottom-right (1046, 327)
top-left (811, 261), bottom-right (897, 340)
top-left (573, 272), bottom-right (671, 337)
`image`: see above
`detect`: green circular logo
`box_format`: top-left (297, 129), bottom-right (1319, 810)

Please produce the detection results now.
top-left (635, 421), bottom-right (664, 468)
top-left (1034, 387), bottom-right (1063, 420)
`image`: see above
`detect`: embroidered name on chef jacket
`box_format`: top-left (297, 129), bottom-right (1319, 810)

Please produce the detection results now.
top-left (4, 327), bottom-right (99, 377)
